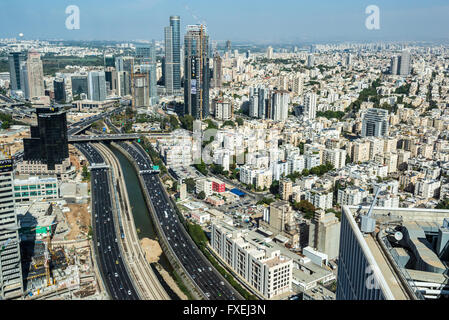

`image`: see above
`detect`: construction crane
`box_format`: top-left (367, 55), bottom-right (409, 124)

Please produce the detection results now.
top-left (44, 229), bottom-right (53, 287)
top-left (360, 187), bottom-right (382, 234)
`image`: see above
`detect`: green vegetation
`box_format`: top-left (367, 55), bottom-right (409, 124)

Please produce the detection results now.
top-left (316, 110), bottom-right (345, 120)
top-left (205, 119), bottom-right (218, 130)
top-left (222, 120), bottom-right (235, 128)
top-left (179, 115), bottom-right (194, 131)
top-left (41, 54), bottom-right (104, 75)
top-left (347, 78), bottom-right (382, 113)
top-left (257, 197), bottom-right (275, 206)
top-left (436, 198), bottom-right (449, 209)
top-left (184, 178), bottom-right (196, 193)
top-left (235, 117), bottom-right (244, 126)
top-left (170, 269), bottom-right (195, 300)
top-left (269, 180), bottom-right (280, 195)
top-left (395, 83), bottom-right (411, 95)
top-left (194, 160), bottom-right (208, 176)
top-left (140, 138), bottom-right (168, 174)
top-left (197, 191), bottom-right (206, 200)
top-left (286, 162), bottom-right (334, 182)
top-left (293, 200), bottom-right (316, 219)
top-left (81, 165), bottom-right (91, 182)
top-left (210, 163), bottom-right (225, 175)
top-left (0, 112), bottom-right (26, 129)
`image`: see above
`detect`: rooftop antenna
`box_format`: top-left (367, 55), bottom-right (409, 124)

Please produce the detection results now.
top-left (360, 187), bottom-right (381, 234)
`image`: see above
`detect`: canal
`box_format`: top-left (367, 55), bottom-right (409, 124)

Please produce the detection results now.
top-left (109, 145), bottom-right (172, 272)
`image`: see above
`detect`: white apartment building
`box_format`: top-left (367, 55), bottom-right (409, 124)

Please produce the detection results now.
top-left (305, 189), bottom-right (333, 210)
top-left (337, 186), bottom-right (368, 206)
top-left (323, 148), bottom-right (346, 169)
top-left (195, 178), bottom-right (213, 196)
top-left (304, 92), bottom-right (317, 120)
top-left (287, 155), bottom-right (305, 174)
top-left (414, 179), bottom-right (441, 199)
top-left (211, 222), bottom-right (293, 299)
top-left (304, 153), bottom-right (321, 170)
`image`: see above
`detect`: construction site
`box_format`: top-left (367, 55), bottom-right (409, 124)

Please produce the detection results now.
top-left (21, 235), bottom-right (104, 299)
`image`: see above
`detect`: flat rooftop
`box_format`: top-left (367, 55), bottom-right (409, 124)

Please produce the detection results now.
top-left (344, 205), bottom-right (449, 300)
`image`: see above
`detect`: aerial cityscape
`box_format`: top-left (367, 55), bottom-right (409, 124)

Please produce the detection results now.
top-left (1, 0), bottom-right (449, 306)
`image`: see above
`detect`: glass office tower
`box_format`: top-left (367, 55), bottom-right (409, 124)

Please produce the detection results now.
top-left (136, 42), bottom-right (158, 105)
top-left (164, 16), bottom-right (181, 95)
top-left (184, 24), bottom-right (210, 120)
top-left (23, 106), bottom-right (69, 170)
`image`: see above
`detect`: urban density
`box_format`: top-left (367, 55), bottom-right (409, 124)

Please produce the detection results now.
top-left (0, 2), bottom-right (449, 303)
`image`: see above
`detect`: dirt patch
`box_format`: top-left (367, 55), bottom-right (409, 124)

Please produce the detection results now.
top-left (64, 204), bottom-right (91, 240)
top-left (156, 265), bottom-right (188, 300)
top-left (140, 238), bottom-right (162, 263)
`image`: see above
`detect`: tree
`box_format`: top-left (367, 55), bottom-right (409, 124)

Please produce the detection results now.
top-left (205, 119), bottom-right (218, 130)
top-left (194, 161), bottom-right (208, 176)
top-left (169, 115), bottom-right (180, 129)
top-left (198, 191), bottom-right (206, 200)
top-left (210, 164), bottom-right (224, 175)
top-left (270, 180), bottom-right (280, 195)
top-left (293, 200), bottom-right (316, 219)
top-left (236, 117), bottom-right (244, 126)
top-left (185, 178), bottom-right (196, 193)
top-left (257, 197), bottom-right (275, 206)
top-left (82, 165), bottom-right (90, 181)
top-left (222, 120), bottom-right (235, 128)
top-left (179, 115), bottom-right (194, 131)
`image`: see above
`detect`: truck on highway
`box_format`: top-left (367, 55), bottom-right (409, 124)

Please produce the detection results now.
top-left (164, 210), bottom-right (168, 219)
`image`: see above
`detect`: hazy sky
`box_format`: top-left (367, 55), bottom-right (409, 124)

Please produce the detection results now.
top-left (2, 0), bottom-right (449, 43)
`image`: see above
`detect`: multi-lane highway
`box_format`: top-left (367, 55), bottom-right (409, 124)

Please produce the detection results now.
top-left (68, 107), bottom-right (125, 136)
top-left (75, 142), bottom-right (138, 300)
top-left (115, 141), bottom-right (240, 300)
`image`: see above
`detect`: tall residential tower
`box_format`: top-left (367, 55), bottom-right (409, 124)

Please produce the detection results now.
top-left (184, 24), bottom-right (210, 120)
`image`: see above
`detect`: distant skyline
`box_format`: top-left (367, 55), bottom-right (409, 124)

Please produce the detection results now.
top-left (2, 0), bottom-right (449, 43)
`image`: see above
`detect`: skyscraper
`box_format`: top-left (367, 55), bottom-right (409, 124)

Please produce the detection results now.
top-left (361, 108), bottom-right (389, 138)
top-left (132, 73), bottom-right (149, 108)
top-left (136, 43), bottom-right (158, 105)
top-left (165, 16), bottom-right (181, 95)
top-left (53, 78), bottom-right (66, 103)
top-left (212, 53), bottom-right (223, 88)
top-left (390, 56), bottom-right (399, 75)
top-left (71, 74), bottom-right (88, 97)
top-left (307, 54), bottom-right (315, 68)
top-left (271, 91), bottom-right (290, 122)
top-left (249, 93), bottom-right (259, 118)
top-left (87, 71), bottom-right (107, 101)
top-left (398, 50), bottom-right (411, 76)
top-left (258, 87), bottom-right (268, 119)
top-left (337, 205), bottom-right (449, 300)
top-left (23, 106), bottom-right (69, 171)
top-left (8, 51), bottom-right (27, 92)
top-left (104, 54), bottom-right (115, 68)
top-left (0, 156), bottom-right (24, 300)
top-left (115, 56), bottom-right (134, 97)
top-left (24, 52), bottom-right (45, 100)
top-left (266, 46), bottom-right (274, 59)
top-left (304, 92), bottom-right (317, 120)
top-left (225, 40), bottom-right (231, 54)
top-left (184, 24), bottom-right (210, 120)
